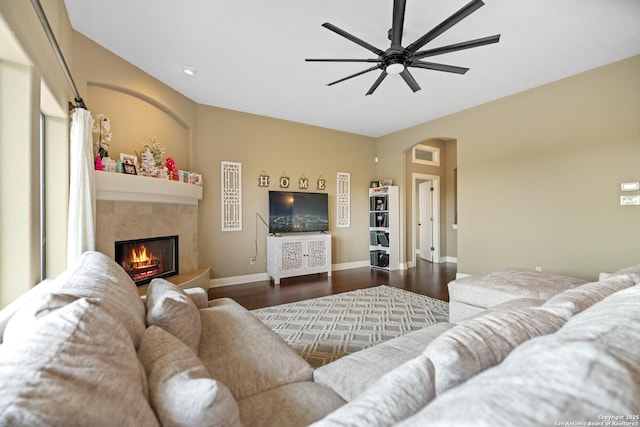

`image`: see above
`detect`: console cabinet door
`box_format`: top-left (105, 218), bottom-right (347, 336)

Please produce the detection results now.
top-left (280, 240), bottom-right (306, 274)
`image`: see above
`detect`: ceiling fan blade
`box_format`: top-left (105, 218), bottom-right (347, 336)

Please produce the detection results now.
top-left (410, 60), bottom-right (469, 74)
top-left (306, 58), bottom-right (379, 63)
top-left (366, 71), bottom-right (388, 96)
top-left (327, 65), bottom-right (380, 86)
top-left (390, 0), bottom-right (407, 47)
top-left (414, 34), bottom-right (501, 59)
top-left (407, 0), bottom-right (485, 53)
top-left (400, 69), bottom-right (421, 92)
top-left (322, 23), bottom-right (385, 56)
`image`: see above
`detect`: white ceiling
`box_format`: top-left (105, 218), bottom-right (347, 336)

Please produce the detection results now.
top-left (64, 0), bottom-right (640, 137)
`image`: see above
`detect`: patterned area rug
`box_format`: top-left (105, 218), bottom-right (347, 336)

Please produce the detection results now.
top-left (251, 285), bottom-right (449, 368)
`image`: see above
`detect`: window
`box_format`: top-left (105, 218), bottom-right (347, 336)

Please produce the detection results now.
top-left (412, 144), bottom-right (440, 167)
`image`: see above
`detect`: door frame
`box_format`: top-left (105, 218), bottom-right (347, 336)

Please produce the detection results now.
top-left (411, 173), bottom-right (440, 266)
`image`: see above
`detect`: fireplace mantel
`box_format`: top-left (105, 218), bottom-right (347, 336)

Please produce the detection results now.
top-left (94, 171), bottom-right (202, 205)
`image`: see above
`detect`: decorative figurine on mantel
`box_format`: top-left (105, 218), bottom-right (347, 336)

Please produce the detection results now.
top-left (92, 113), bottom-right (111, 161)
top-left (137, 137), bottom-right (168, 178)
top-left (165, 157), bottom-right (178, 181)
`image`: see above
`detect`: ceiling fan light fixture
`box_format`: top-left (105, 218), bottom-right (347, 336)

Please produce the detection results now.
top-left (385, 62), bottom-right (405, 74)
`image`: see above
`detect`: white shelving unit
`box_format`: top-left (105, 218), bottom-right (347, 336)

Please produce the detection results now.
top-left (267, 233), bottom-right (332, 285)
top-left (369, 186), bottom-right (399, 271)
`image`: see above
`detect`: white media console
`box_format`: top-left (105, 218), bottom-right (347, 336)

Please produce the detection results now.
top-left (267, 233), bottom-right (332, 285)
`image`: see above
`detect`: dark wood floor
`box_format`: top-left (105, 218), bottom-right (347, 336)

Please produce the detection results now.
top-left (208, 259), bottom-right (457, 310)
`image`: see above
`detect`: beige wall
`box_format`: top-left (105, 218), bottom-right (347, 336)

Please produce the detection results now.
top-left (0, 0), bottom-right (71, 307)
top-left (195, 105), bottom-right (376, 279)
top-left (72, 33), bottom-right (196, 170)
top-left (377, 54), bottom-right (640, 280)
top-left (70, 31), bottom-right (377, 282)
top-left (403, 139), bottom-right (458, 265)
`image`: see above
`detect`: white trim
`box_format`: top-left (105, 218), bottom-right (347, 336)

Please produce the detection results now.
top-left (333, 260), bottom-right (369, 271)
top-left (411, 173), bottom-right (440, 265)
top-left (95, 171), bottom-right (202, 205)
top-left (455, 272), bottom-right (471, 279)
top-left (412, 144), bottom-right (440, 166)
top-left (209, 260), bottom-right (374, 288)
top-left (442, 256), bottom-right (458, 264)
top-left (209, 272), bottom-right (270, 288)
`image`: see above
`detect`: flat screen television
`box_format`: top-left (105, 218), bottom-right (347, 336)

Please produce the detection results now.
top-left (269, 191), bottom-right (329, 233)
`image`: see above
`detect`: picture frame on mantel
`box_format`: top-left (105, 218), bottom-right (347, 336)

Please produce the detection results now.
top-left (123, 163), bottom-right (137, 175)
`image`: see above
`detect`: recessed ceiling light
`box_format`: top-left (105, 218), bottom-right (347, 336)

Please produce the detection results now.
top-left (182, 66), bottom-right (197, 76)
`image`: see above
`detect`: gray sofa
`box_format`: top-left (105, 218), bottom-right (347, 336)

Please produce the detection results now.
top-left (1, 251), bottom-right (639, 426)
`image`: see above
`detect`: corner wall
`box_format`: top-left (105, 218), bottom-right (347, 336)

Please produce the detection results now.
top-left (377, 54), bottom-right (640, 279)
top-left (195, 105), bottom-right (376, 279)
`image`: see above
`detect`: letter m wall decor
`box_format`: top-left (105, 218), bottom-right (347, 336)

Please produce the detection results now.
top-left (221, 161), bottom-right (242, 231)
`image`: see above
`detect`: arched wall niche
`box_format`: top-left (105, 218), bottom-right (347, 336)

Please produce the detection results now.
top-left (87, 82), bottom-right (191, 170)
top-left (404, 137), bottom-right (458, 266)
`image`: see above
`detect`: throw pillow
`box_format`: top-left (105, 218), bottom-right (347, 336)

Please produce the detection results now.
top-left (3, 292), bottom-right (78, 344)
top-left (542, 276), bottom-right (635, 316)
top-left (0, 275), bottom-right (61, 343)
top-left (312, 354), bottom-right (435, 427)
top-left (0, 297), bottom-right (158, 426)
top-left (138, 326), bottom-right (241, 427)
top-left (184, 287), bottom-right (209, 309)
top-left (198, 301), bottom-right (313, 400)
top-left (424, 306), bottom-right (567, 395)
top-left (54, 251), bottom-right (147, 348)
top-left (146, 278), bottom-right (202, 353)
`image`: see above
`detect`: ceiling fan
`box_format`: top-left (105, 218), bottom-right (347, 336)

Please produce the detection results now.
top-left (306, 0), bottom-right (500, 95)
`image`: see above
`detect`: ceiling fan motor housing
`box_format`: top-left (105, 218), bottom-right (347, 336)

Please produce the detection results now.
top-left (382, 48), bottom-right (412, 73)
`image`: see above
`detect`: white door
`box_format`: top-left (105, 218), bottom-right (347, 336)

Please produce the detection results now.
top-left (418, 181), bottom-right (433, 262)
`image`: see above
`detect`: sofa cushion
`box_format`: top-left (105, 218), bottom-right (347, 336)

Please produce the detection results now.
top-left (3, 292), bottom-right (79, 343)
top-left (313, 354), bottom-right (435, 427)
top-left (237, 382), bottom-right (345, 427)
top-left (52, 251), bottom-right (147, 348)
top-left (198, 298), bottom-right (313, 400)
top-left (0, 276), bottom-right (59, 343)
top-left (448, 268), bottom-right (587, 308)
top-left (146, 278), bottom-right (202, 353)
top-left (0, 297), bottom-right (158, 426)
top-left (138, 326), bottom-right (241, 427)
top-left (314, 322), bottom-right (453, 401)
top-left (184, 287), bottom-right (210, 309)
top-left (601, 263), bottom-right (640, 284)
top-left (542, 276), bottom-right (635, 316)
top-left (400, 285), bottom-right (640, 426)
top-left (424, 306), bottom-right (567, 395)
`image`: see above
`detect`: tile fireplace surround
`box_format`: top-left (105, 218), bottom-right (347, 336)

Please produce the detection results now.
top-left (94, 171), bottom-right (202, 278)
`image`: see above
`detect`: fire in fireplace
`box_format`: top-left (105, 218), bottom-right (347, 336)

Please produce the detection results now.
top-left (115, 235), bottom-right (178, 286)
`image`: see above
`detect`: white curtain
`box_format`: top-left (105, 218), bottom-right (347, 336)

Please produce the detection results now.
top-left (67, 108), bottom-right (96, 269)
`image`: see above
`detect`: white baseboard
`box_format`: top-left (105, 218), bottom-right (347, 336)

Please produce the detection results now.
top-left (209, 260), bottom-right (371, 288)
top-left (409, 254), bottom-right (458, 266)
top-left (332, 260), bottom-right (370, 271)
top-left (455, 272), bottom-right (471, 279)
top-left (209, 273), bottom-right (270, 288)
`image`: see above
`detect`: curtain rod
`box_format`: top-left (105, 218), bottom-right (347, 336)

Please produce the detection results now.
top-left (31, 0), bottom-right (87, 111)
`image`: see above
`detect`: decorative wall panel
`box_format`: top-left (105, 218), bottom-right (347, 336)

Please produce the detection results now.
top-left (337, 172), bottom-right (351, 228)
top-left (222, 161), bottom-right (242, 231)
